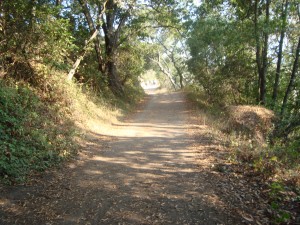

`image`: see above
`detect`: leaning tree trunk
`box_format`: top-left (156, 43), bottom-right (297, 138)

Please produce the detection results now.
top-left (78, 0), bottom-right (105, 74)
top-left (68, 1), bottom-right (107, 80)
top-left (150, 55), bottom-right (178, 90)
top-left (67, 29), bottom-right (99, 80)
top-left (280, 36), bottom-right (300, 116)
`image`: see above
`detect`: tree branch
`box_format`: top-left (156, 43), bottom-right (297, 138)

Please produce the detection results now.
top-left (68, 0), bottom-right (108, 80)
top-left (150, 54), bottom-right (178, 90)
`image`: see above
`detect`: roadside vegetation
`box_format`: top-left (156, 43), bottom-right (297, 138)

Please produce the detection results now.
top-left (0, 66), bottom-right (141, 184)
top-left (186, 85), bottom-right (299, 224)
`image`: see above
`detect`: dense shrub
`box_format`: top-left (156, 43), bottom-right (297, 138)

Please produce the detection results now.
top-left (0, 79), bottom-right (77, 183)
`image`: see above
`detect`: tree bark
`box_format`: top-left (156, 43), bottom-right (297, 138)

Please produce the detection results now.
top-left (259, 0), bottom-right (270, 105)
top-left (56, 0), bottom-right (62, 6)
top-left (280, 37), bottom-right (300, 116)
top-left (254, 0), bottom-right (262, 103)
top-left (68, 1), bottom-right (107, 80)
top-left (272, 0), bottom-right (289, 109)
top-left (101, 0), bottom-right (128, 95)
top-left (254, 0), bottom-right (270, 105)
top-left (106, 59), bottom-right (124, 95)
top-left (170, 53), bottom-right (184, 89)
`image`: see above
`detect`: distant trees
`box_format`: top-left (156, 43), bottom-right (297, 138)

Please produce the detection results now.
top-left (272, 0), bottom-right (289, 109)
top-left (254, 0), bottom-right (270, 105)
top-left (150, 30), bottom-right (190, 90)
top-left (281, 36), bottom-right (300, 116)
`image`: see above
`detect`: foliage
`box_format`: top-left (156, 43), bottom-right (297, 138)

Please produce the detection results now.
top-left (0, 79), bottom-right (77, 183)
top-left (0, 0), bottom-right (298, 198)
top-left (0, 0), bottom-right (75, 73)
top-left (187, 0), bottom-right (300, 151)
top-left (0, 61), bottom-right (134, 184)
top-left (1, 0), bottom-right (180, 182)
top-left (117, 43), bottom-right (146, 87)
top-left (187, 15), bottom-right (257, 104)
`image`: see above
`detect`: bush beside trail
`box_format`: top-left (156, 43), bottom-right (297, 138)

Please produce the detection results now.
top-left (0, 79), bottom-right (76, 183)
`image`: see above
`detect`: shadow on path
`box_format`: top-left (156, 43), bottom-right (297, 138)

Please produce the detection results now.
top-left (0, 91), bottom-right (256, 225)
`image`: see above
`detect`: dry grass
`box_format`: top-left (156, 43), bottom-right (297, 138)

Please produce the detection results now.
top-left (225, 105), bottom-right (275, 144)
top-left (33, 62), bottom-right (123, 133)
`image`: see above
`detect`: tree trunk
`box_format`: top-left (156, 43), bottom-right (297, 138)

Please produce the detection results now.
top-left (101, 0), bottom-right (126, 95)
top-left (254, 0), bottom-right (263, 103)
top-left (170, 54), bottom-right (184, 89)
top-left (68, 1), bottom-right (107, 80)
top-left (254, 0), bottom-right (270, 105)
top-left (56, 0), bottom-right (62, 6)
top-left (106, 59), bottom-right (124, 95)
top-left (78, 0), bottom-right (105, 73)
top-left (281, 37), bottom-right (300, 116)
top-left (259, 0), bottom-right (270, 105)
top-left (67, 29), bottom-right (99, 80)
top-left (272, 0), bottom-right (288, 109)
top-left (105, 37), bottom-right (123, 95)
top-left (179, 73), bottom-right (184, 89)
top-left (174, 64), bottom-right (184, 89)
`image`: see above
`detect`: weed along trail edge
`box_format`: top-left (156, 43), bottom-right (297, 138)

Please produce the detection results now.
top-left (0, 90), bottom-right (269, 224)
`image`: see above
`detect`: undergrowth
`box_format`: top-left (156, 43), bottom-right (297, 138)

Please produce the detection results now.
top-left (0, 79), bottom-right (77, 184)
top-left (0, 64), bottom-right (144, 184)
top-left (185, 85), bottom-right (300, 224)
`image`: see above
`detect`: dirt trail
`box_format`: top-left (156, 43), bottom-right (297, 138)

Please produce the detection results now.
top-left (0, 90), bottom-right (267, 224)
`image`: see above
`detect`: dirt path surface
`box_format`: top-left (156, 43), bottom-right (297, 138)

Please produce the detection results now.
top-left (0, 90), bottom-right (268, 225)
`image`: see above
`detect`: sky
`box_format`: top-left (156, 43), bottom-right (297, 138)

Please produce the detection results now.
top-left (193, 0), bottom-right (201, 6)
